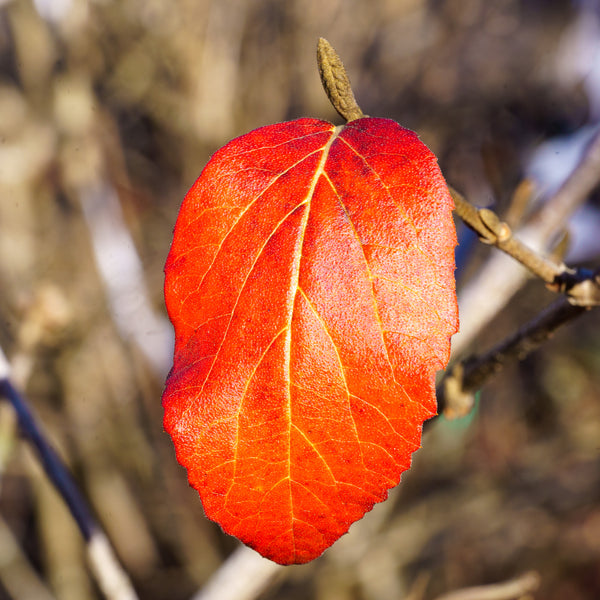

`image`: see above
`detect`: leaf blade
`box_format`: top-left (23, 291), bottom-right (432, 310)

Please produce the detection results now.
top-left (163, 117), bottom-right (458, 564)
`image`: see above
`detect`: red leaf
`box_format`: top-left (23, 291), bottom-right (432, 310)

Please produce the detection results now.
top-left (163, 117), bottom-right (458, 565)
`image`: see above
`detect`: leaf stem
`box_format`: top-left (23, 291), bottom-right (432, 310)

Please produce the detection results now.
top-left (317, 38), bottom-right (364, 122)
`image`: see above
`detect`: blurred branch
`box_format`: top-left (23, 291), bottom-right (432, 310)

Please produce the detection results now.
top-left (528, 124), bottom-right (600, 242)
top-left (0, 347), bottom-right (139, 600)
top-left (452, 124), bottom-right (600, 357)
top-left (0, 353), bottom-right (94, 539)
top-left (438, 296), bottom-right (589, 419)
top-left (191, 546), bottom-right (284, 600)
top-left (79, 181), bottom-right (174, 379)
top-left (0, 515), bottom-right (57, 600)
top-left (442, 185), bottom-right (600, 418)
top-left (433, 570), bottom-right (540, 600)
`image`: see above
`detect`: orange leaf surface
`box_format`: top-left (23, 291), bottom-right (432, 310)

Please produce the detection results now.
top-left (163, 117), bottom-right (458, 564)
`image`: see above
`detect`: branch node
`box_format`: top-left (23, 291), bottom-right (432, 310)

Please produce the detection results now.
top-left (478, 208), bottom-right (512, 243)
top-left (442, 364), bottom-right (476, 420)
top-left (560, 269), bottom-right (600, 306)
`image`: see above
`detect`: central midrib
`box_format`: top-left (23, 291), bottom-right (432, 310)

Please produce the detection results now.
top-left (283, 124), bottom-right (343, 553)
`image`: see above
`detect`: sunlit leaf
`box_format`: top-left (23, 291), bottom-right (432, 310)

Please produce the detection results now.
top-left (163, 117), bottom-right (458, 564)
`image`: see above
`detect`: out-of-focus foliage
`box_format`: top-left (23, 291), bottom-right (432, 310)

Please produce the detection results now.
top-left (0, 1), bottom-right (598, 599)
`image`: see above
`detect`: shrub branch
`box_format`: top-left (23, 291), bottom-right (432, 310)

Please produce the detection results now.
top-left (0, 347), bottom-right (139, 600)
top-left (438, 297), bottom-right (589, 418)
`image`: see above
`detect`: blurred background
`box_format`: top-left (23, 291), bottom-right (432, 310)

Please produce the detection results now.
top-left (0, 0), bottom-right (599, 598)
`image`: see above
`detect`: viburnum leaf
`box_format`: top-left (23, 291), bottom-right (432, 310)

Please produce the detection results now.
top-left (163, 117), bottom-right (458, 565)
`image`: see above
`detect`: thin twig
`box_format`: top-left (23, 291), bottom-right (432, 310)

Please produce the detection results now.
top-left (438, 297), bottom-right (589, 418)
top-left (442, 186), bottom-right (599, 417)
top-left (0, 347), bottom-right (139, 600)
top-left (432, 570), bottom-right (540, 600)
top-left (191, 546), bottom-right (284, 600)
top-left (452, 189), bottom-right (600, 306)
top-left (0, 376), bottom-right (95, 540)
top-left (452, 124), bottom-right (600, 357)
top-left (504, 179), bottom-right (536, 228)
top-left (451, 188), bottom-right (565, 284)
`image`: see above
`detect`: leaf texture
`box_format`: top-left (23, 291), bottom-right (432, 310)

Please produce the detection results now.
top-left (163, 117), bottom-right (458, 565)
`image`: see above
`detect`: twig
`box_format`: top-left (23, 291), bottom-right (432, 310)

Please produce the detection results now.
top-left (0, 375), bottom-right (94, 540)
top-left (0, 346), bottom-right (139, 600)
top-left (190, 546), bottom-right (284, 600)
top-left (504, 179), bottom-right (536, 228)
top-left (432, 570), bottom-right (540, 600)
top-left (452, 124), bottom-right (600, 357)
top-left (452, 189), bottom-right (600, 307)
top-left (452, 188), bottom-right (564, 285)
top-left (439, 297), bottom-right (589, 418)
top-left (528, 123), bottom-right (600, 242)
top-left (442, 189), bottom-right (599, 418)
top-left (87, 532), bottom-right (140, 600)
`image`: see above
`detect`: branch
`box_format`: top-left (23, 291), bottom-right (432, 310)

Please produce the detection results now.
top-left (451, 124), bottom-right (600, 357)
top-left (452, 189), bottom-right (600, 307)
top-left (452, 188), bottom-right (564, 284)
top-left (79, 180), bottom-right (174, 379)
top-left (442, 191), bottom-right (599, 418)
top-left (438, 296), bottom-right (589, 418)
top-left (190, 546), bottom-right (283, 600)
top-left (0, 347), bottom-right (139, 600)
top-left (433, 570), bottom-right (540, 600)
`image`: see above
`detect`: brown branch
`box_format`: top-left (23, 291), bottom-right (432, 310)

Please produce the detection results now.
top-left (432, 570), bottom-right (540, 600)
top-left (436, 171), bottom-right (600, 418)
top-left (438, 296), bottom-right (589, 419)
top-left (452, 188), bottom-right (600, 307)
top-left (451, 126), bottom-right (600, 357)
top-left (451, 188), bottom-right (565, 284)
top-left (317, 38), bottom-right (364, 122)
top-left (530, 124), bottom-right (600, 241)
